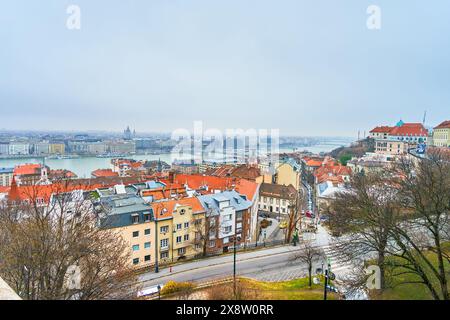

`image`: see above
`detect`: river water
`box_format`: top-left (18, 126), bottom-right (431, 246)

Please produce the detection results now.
top-left (0, 141), bottom-right (351, 178)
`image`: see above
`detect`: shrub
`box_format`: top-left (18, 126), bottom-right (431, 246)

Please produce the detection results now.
top-left (160, 280), bottom-right (196, 295)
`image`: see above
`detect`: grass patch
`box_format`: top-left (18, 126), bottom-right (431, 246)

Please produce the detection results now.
top-left (373, 243), bottom-right (450, 300)
top-left (239, 276), bottom-right (339, 300)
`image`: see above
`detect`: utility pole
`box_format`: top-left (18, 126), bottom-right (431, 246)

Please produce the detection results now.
top-left (323, 269), bottom-right (328, 300)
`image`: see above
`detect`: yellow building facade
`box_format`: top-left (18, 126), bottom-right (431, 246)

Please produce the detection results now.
top-left (433, 121), bottom-right (450, 147)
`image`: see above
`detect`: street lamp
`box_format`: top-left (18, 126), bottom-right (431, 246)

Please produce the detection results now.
top-left (157, 284), bottom-right (161, 300)
top-left (233, 235), bottom-right (241, 299)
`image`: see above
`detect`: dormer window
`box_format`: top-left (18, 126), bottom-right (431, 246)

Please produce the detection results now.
top-left (131, 214), bottom-right (139, 224)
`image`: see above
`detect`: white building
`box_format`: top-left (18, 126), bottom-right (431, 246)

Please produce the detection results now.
top-left (8, 143), bottom-right (30, 155)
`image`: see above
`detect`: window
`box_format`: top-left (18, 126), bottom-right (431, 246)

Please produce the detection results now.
top-left (160, 252), bottom-right (169, 259)
top-left (224, 226), bottom-right (232, 233)
top-left (184, 222), bottom-right (189, 229)
top-left (176, 236), bottom-right (182, 243)
top-left (144, 255), bottom-right (151, 262)
top-left (132, 244), bottom-right (139, 251)
top-left (176, 223), bottom-right (182, 230)
top-left (144, 213), bottom-right (151, 222)
top-left (223, 237), bottom-right (229, 244)
top-left (160, 239), bottom-right (169, 248)
top-left (132, 231), bottom-right (139, 238)
top-left (144, 242), bottom-right (151, 249)
top-left (195, 243), bottom-right (201, 250)
top-left (160, 226), bottom-right (169, 233)
top-left (209, 240), bottom-right (216, 248)
top-left (184, 234), bottom-right (189, 241)
top-left (132, 215), bottom-right (139, 224)
top-left (132, 258), bottom-right (139, 265)
top-left (178, 248), bottom-right (186, 255)
top-left (144, 228), bottom-right (151, 235)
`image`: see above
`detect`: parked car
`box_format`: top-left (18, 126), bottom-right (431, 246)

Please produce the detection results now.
top-left (279, 221), bottom-right (288, 229)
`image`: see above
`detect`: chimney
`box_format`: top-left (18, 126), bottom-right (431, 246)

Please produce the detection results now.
top-left (168, 171), bottom-right (175, 183)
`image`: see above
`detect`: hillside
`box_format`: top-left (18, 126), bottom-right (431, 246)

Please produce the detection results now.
top-left (328, 138), bottom-right (375, 164)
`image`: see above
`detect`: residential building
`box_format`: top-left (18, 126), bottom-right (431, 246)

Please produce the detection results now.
top-left (0, 167), bottom-right (13, 187)
top-left (432, 120), bottom-right (450, 147)
top-left (198, 190), bottom-right (253, 253)
top-left (258, 183), bottom-right (297, 216)
top-left (347, 153), bottom-right (393, 174)
top-left (13, 163), bottom-right (46, 185)
top-left (95, 186), bottom-right (155, 268)
top-left (151, 197), bottom-right (206, 262)
top-left (274, 158), bottom-right (301, 190)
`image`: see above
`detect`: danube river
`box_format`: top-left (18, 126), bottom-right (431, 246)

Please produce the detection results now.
top-left (0, 140), bottom-right (352, 178)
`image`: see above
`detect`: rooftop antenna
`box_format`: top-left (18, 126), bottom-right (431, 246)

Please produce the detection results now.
top-left (422, 110), bottom-right (427, 125)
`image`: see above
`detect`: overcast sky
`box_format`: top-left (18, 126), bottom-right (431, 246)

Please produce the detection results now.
top-left (1, 0), bottom-right (449, 137)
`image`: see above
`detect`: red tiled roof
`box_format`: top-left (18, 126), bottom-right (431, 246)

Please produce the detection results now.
top-left (173, 174), bottom-right (234, 192)
top-left (434, 120), bottom-right (450, 129)
top-left (14, 163), bottom-right (41, 176)
top-left (150, 197), bottom-right (205, 220)
top-left (370, 126), bottom-right (394, 133)
top-left (314, 164), bottom-right (352, 184)
top-left (7, 179), bottom-right (104, 203)
top-left (91, 169), bottom-right (119, 178)
top-left (389, 123), bottom-right (428, 136)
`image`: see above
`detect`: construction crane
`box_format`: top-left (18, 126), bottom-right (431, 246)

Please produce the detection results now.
top-left (422, 110), bottom-right (427, 125)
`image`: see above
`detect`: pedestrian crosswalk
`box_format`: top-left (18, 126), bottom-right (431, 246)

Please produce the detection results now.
top-left (322, 245), bottom-right (353, 280)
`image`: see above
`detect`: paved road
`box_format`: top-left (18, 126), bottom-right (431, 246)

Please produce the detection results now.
top-left (139, 225), bottom-right (332, 289)
top-left (139, 245), bottom-right (324, 289)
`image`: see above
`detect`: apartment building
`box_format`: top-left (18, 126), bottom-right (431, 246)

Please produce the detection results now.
top-left (151, 197), bottom-right (206, 263)
top-left (0, 168), bottom-right (13, 187)
top-left (258, 183), bottom-right (297, 216)
top-left (95, 185), bottom-right (155, 267)
top-left (198, 190), bottom-right (253, 253)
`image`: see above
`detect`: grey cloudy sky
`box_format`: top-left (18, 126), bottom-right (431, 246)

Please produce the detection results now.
top-left (1, 0), bottom-right (449, 137)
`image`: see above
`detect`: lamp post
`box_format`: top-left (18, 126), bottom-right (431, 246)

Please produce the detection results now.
top-left (157, 284), bottom-right (161, 300)
top-left (233, 235), bottom-right (241, 299)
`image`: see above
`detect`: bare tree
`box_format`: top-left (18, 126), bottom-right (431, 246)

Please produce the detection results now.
top-left (0, 180), bottom-right (138, 300)
top-left (286, 191), bottom-right (303, 244)
top-left (291, 241), bottom-right (323, 287)
top-left (191, 209), bottom-right (216, 257)
top-left (328, 172), bottom-right (401, 290)
top-left (386, 149), bottom-right (450, 300)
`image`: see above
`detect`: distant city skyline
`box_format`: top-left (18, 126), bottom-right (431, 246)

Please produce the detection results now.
top-left (1, 1), bottom-right (449, 136)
